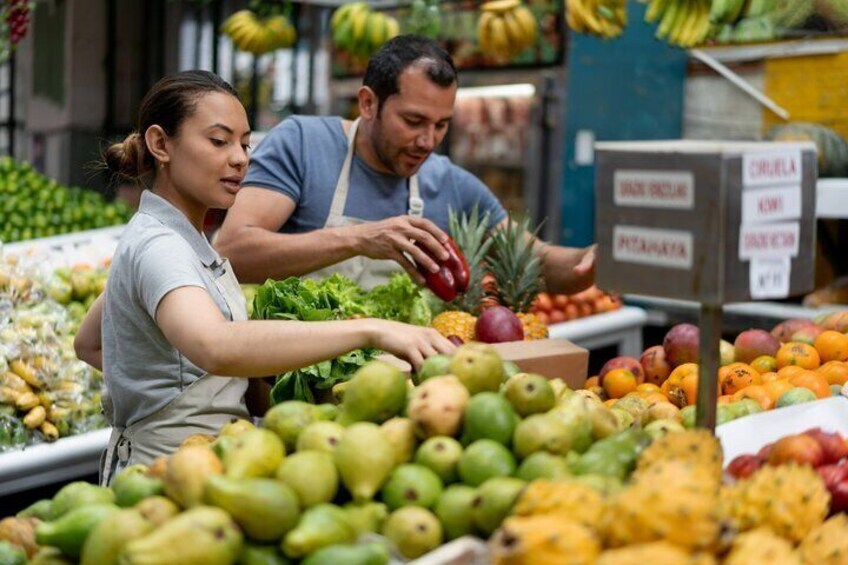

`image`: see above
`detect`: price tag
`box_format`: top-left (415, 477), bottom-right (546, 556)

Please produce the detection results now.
top-left (750, 257), bottom-right (791, 299)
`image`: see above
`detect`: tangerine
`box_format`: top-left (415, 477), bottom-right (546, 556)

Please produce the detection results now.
top-left (817, 361), bottom-right (848, 386)
top-left (719, 363), bottom-right (761, 396)
top-left (750, 355), bottom-right (777, 374)
top-left (777, 365), bottom-right (806, 380)
top-left (764, 379), bottom-right (795, 402)
top-left (584, 376), bottom-right (600, 389)
top-left (760, 371), bottom-right (783, 383)
top-left (789, 370), bottom-right (831, 399)
top-left (602, 368), bottom-right (637, 399)
top-left (814, 330), bottom-right (848, 363)
top-left (776, 342), bottom-right (821, 370)
top-left (732, 385), bottom-right (774, 410)
top-left (636, 383), bottom-right (662, 394)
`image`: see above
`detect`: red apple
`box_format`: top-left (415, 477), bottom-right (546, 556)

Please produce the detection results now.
top-left (768, 434), bottom-right (824, 468)
top-left (475, 306), bottom-right (524, 344)
top-left (727, 454), bottom-right (763, 480)
top-left (663, 324), bottom-right (700, 367)
top-left (804, 428), bottom-right (848, 465)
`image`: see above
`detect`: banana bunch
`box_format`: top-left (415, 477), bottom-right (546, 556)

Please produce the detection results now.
top-left (567, 0), bottom-right (628, 39)
top-left (478, 0), bottom-right (538, 59)
top-left (221, 10), bottom-right (297, 55)
top-left (331, 2), bottom-right (401, 59)
top-left (709, 0), bottom-right (747, 24)
top-left (644, 0), bottom-right (712, 47)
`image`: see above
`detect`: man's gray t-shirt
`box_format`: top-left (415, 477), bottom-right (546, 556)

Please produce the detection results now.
top-left (102, 191), bottom-right (239, 428)
top-left (243, 115), bottom-right (507, 232)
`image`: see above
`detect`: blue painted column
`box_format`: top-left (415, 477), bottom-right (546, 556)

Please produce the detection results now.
top-left (560, 2), bottom-right (688, 246)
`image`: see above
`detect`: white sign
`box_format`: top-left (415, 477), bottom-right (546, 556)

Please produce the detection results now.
top-left (743, 149), bottom-right (802, 187)
top-left (741, 185), bottom-right (802, 225)
top-left (750, 257), bottom-right (791, 299)
top-left (613, 225), bottom-right (693, 270)
top-left (739, 222), bottom-right (800, 259)
top-left (613, 170), bottom-right (695, 209)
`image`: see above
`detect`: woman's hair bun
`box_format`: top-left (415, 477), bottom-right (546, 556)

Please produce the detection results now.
top-left (104, 132), bottom-right (150, 179)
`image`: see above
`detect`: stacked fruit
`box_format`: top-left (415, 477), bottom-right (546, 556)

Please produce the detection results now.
top-left (0, 158), bottom-right (133, 244)
top-left (220, 9), bottom-right (296, 55)
top-left (3, 0), bottom-right (31, 46)
top-left (566, 0), bottom-right (628, 39)
top-left (530, 286), bottom-right (623, 325)
top-left (477, 0), bottom-right (538, 59)
top-left (583, 310), bottom-right (848, 426)
top-left (330, 3), bottom-right (400, 59)
top-left (642, 0), bottom-right (713, 47)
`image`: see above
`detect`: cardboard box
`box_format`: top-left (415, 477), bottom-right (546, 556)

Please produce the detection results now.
top-left (379, 338), bottom-right (589, 390)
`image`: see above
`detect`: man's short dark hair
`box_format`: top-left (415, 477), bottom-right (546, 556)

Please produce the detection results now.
top-left (363, 35), bottom-right (458, 110)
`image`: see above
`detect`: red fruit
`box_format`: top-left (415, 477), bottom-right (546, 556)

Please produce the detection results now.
top-left (757, 442), bottom-right (774, 462)
top-left (443, 238), bottom-right (469, 293)
top-left (413, 237), bottom-right (469, 301)
top-left (804, 428), bottom-right (848, 465)
top-left (475, 306), bottom-right (524, 344)
top-left (790, 325), bottom-right (825, 346)
top-left (817, 464), bottom-right (848, 491)
top-left (447, 335), bottom-right (464, 346)
top-left (533, 293), bottom-right (553, 313)
top-left (640, 345), bottom-right (671, 386)
top-left (425, 264), bottom-right (458, 302)
top-left (727, 454), bottom-right (763, 480)
top-left (548, 310), bottom-right (565, 324)
top-left (599, 356), bottom-right (645, 385)
top-left (733, 329), bottom-right (780, 364)
top-left (663, 324), bottom-right (700, 367)
top-left (830, 480), bottom-right (848, 513)
top-left (768, 434), bottom-right (824, 468)
top-left (771, 319), bottom-right (817, 343)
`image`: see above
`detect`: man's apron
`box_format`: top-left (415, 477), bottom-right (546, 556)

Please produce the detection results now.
top-left (100, 259), bottom-right (249, 485)
top-left (308, 117), bottom-right (425, 290)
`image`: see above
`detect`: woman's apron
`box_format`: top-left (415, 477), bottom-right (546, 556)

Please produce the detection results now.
top-left (100, 259), bottom-right (250, 485)
top-left (308, 117), bottom-right (425, 290)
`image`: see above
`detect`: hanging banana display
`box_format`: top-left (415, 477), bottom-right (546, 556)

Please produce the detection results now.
top-left (644, 0), bottom-right (713, 47)
top-left (566, 0), bottom-right (628, 39)
top-left (221, 9), bottom-right (297, 55)
top-left (477, 0), bottom-right (539, 60)
top-left (331, 2), bottom-right (401, 59)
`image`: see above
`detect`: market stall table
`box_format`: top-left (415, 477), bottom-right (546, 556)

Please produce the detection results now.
top-left (547, 306), bottom-right (647, 357)
top-left (0, 429), bottom-right (111, 496)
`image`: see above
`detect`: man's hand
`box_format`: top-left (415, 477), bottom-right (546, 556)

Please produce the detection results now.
top-left (351, 216), bottom-right (450, 285)
top-left (573, 244), bottom-right (596, 279)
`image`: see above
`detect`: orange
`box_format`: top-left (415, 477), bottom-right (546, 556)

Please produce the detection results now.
top-left (584, 376), bottom-right (600, 389)
top-left (817, 361), bottom-right (848, 386)
top-left (719, 363), bottom-right (762, 396)
top-left (764, 379), bottom-right (795, 402)
top-left (814, 330), bottom-right (848, 363)
top-left (603, 368), bottom-right (638, 399)
top-left (760, 371), bottom-right (783, 384)
top-left (732, 385), bottom-right (774, 410)
top-left (751, 355), bottom-right (777, 374)
top-left (636, 383), bottom-right (662, 394)
top-left (776, 342), bottom-right (821, 370)
top-left (789, 370), bottom-right (831, 399)
top-left (777, 365), bottom-right (806, 380)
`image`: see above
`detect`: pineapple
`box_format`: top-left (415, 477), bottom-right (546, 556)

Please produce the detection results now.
top-left (724, 528), bottom-right (801, 565)
top-left (487, 216), bottom-right (549, 340)
top-left (720, 463), bottom-right (829, 543)
top-left (513, 480), bottom-right (605, 530)
top-left (635, 429), bottom-right (723, 483)
top-left (799, 514), bottom-right (848, 565)
top-left (596, 542), bottom-right (716, 565)
top-left (490, 515), bottom-right (601, 565)
top-left (430, 311), bottom-right (477, 343)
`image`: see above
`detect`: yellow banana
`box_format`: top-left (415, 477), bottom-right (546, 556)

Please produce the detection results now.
top-left (331, 2), bottom-right (365, 31)
top-left (671, 0), bottom-right (695, 45)
top-left (221, 10), bottom-right (253, 35)
top-left (566, 5), bottom-right (586, 32)
top-left (645, 0), bottom-right (671, 23)
top-left (512, 6), bottom-right (538, 46)
top-left (385, 15), bottom-right (400, 40)
top-left (488, 15), bottom-right (511, 58)
top-left (478, 11), bottom-right (496, 52)
top-left (570, 0), bottom-right (604, 35)
top-left (502, 11), bottom-right (526, 51)
top-left (481, 0), bottom-right (522, 14)
top-left (367, 12), bottom-right (386, 50)
top-left (690, 0), bottom-right (712, 46)
top-left (656, 0), bottom-right (680, 39)
top-left (350, 7), bottom-right (371, 43)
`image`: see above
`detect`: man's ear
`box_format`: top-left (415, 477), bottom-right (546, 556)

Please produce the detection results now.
top-left (145, 125), bottom-right (170, 165)
top-left (358, 86), bottom-right (379, 120)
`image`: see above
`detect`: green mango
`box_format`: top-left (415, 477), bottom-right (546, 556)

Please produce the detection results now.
top-left (204, 476), bottom-right (300, 542)
top-left (50, 482), bottom-right (115, 519)
top-left (79, 509), bottom-right (153, 565)
top-left (35, 503), bottom-right (120, 559)
top-left (281, 504), bottom-right (355, 559)
top-left (111, 465), bottom-right (163, 507)
top-left (301, 542), bottom-right (389, 565)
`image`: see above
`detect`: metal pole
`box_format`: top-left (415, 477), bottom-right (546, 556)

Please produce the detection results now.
top-left (695, 303), bottom-right (722, 431)
top-left (249, 56), bottom-right (259, 127)
top-left (211, 0), bottom-right (222, 74)
top-left (8, 50), bottom-right (15, 156)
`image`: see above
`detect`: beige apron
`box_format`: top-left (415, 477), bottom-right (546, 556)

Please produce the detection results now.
top-left (100, 259), bottom-right (249, 485)
top-left (308, 118), bottom-right (425, 290)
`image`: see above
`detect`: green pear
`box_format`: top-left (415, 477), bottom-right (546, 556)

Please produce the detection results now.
top-left (238, 543), bottom-right (292, 565)
top-left (382, 507), bottom-right (443, 560)
top-left (16, 499), bottom-right (52, 520)
top-left (434, 485), bottom-right (477, 540)
top-left (336, 361), bottom-right (407, 425)
top-left (301, 542), bottom-right (389, 565)
top-left (414, 436), bottom-right (463, 484)
top-left (35, 504), bottom-right (120, 559)
top-left (281, 504), bottom-right (355, 559)
top-left (461, 392), bottom-right (518, 446)
top-left (380, 464), bottom-right (443, 510)
top-left (28, 547), bottom-right (73, 565)
top-left (512, 414), bottom-right (573, 459)
top-left (295, 421), bottom-right (345, 454)
top-left (503, 373), bottom-right (556, 417)
top-left (448, 343), bottom-right (505, 395)
top-left (163, 444), bottom-right (223, 508)
top-left (223, 428), bottom-right (286, 479)
top-left (80, 509), bottom-right (153, 565)
top-left (50, 482), bottom-right (115, 519)
top-left (343, 502), bottom-right (389, 537)
top-left (334, 423), bottom-right (395, 502)
top-left (134, 496), bottom-right (179, 527)
top-left (413, 354), bottom-right (451, 385)
top-left (380, 418), bottom-right (418, 465)
top-left (120, 506), bottom-right (243, 565)
top-left (276, 451), bottom-right (339, 508)
top-left (470, 477), bottom-right (526, 536)
top-left (111, 465), bottom-right (163, 507)
top-left (204, 476), bottom-right (300, 542)
top-left (218, 418), bottom-right (255, 438)
top-left (515, 451), bottom-right (571, 481)
top-left (263, 401), bottom-right (322, 452)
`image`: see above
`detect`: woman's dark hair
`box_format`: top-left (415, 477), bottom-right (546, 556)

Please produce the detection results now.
top-left (104, 70), bottom-right (239, 179)
top-left (363, 35), bottom-right (457, 112)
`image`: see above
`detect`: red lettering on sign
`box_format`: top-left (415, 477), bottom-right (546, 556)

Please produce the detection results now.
top-left (615, 235), bottom-right (689, 260)
top-left (747, 157), bottom-right (798, 181)
top-left (757, 196), bottom-right (783, 215)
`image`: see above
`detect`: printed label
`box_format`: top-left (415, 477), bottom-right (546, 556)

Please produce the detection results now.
top-left (613, 170), bottom-right (695, 209)
top-left (613, 225), bottom-right (693, 270)
top-left (741, 185), bottom-right (802, 225)
top-left (739, 222), bottom-right (800, 259)
top-left (750, 257), bottom-right (791, 299)
top-left (743, 149), bottom-right (802, 187)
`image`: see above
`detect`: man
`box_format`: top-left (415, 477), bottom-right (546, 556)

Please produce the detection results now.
top-left (215, 35), bottom-right (594, 294)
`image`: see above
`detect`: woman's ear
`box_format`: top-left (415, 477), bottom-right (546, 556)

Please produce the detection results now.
top-left (358, 86), bottom-right (378, 121)
top-left (145, 125), bottom-right (170, 165)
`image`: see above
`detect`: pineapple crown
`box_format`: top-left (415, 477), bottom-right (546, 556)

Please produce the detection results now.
top-left (486, 214), bottom-right (544, 313)
top-left (447, 204), bottom-right (492, 314)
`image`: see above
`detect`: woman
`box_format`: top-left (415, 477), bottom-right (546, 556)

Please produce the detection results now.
top-left (74, 70), bottom-right (453, 484)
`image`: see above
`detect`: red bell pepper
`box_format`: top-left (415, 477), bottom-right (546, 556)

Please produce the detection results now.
top-left (414, 236), bottom-right (470, 302)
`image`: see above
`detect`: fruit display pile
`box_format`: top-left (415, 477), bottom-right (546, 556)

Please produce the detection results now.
top-left (220, 9), bottom-right (297, 55)
top-left (330, 2), bottom-right (401, 60)
top-left (530, 286), bottom-right (623, 326)
top-left (476, 0), bottom-right (539, 60)
top-left (583, 311), bottom-right (848, 427)
top-left (0, 158), bottom-right (133, 244)
top-left (2, 344), bottom-right (847, 564)
top-left (0, 257), bottom-right (106, 453)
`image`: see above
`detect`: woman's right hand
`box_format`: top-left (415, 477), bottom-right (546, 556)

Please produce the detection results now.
top-left (364, 319), bottom-right (456, 372)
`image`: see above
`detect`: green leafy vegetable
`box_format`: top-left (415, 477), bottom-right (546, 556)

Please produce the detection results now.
top-left (364, 273), bottom-right (428, 324)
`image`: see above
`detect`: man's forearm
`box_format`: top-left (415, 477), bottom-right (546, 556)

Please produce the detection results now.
top-left (539, 244), bottom-right (594, 296)
top-left (217, 225), bottom-right (361, 283)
